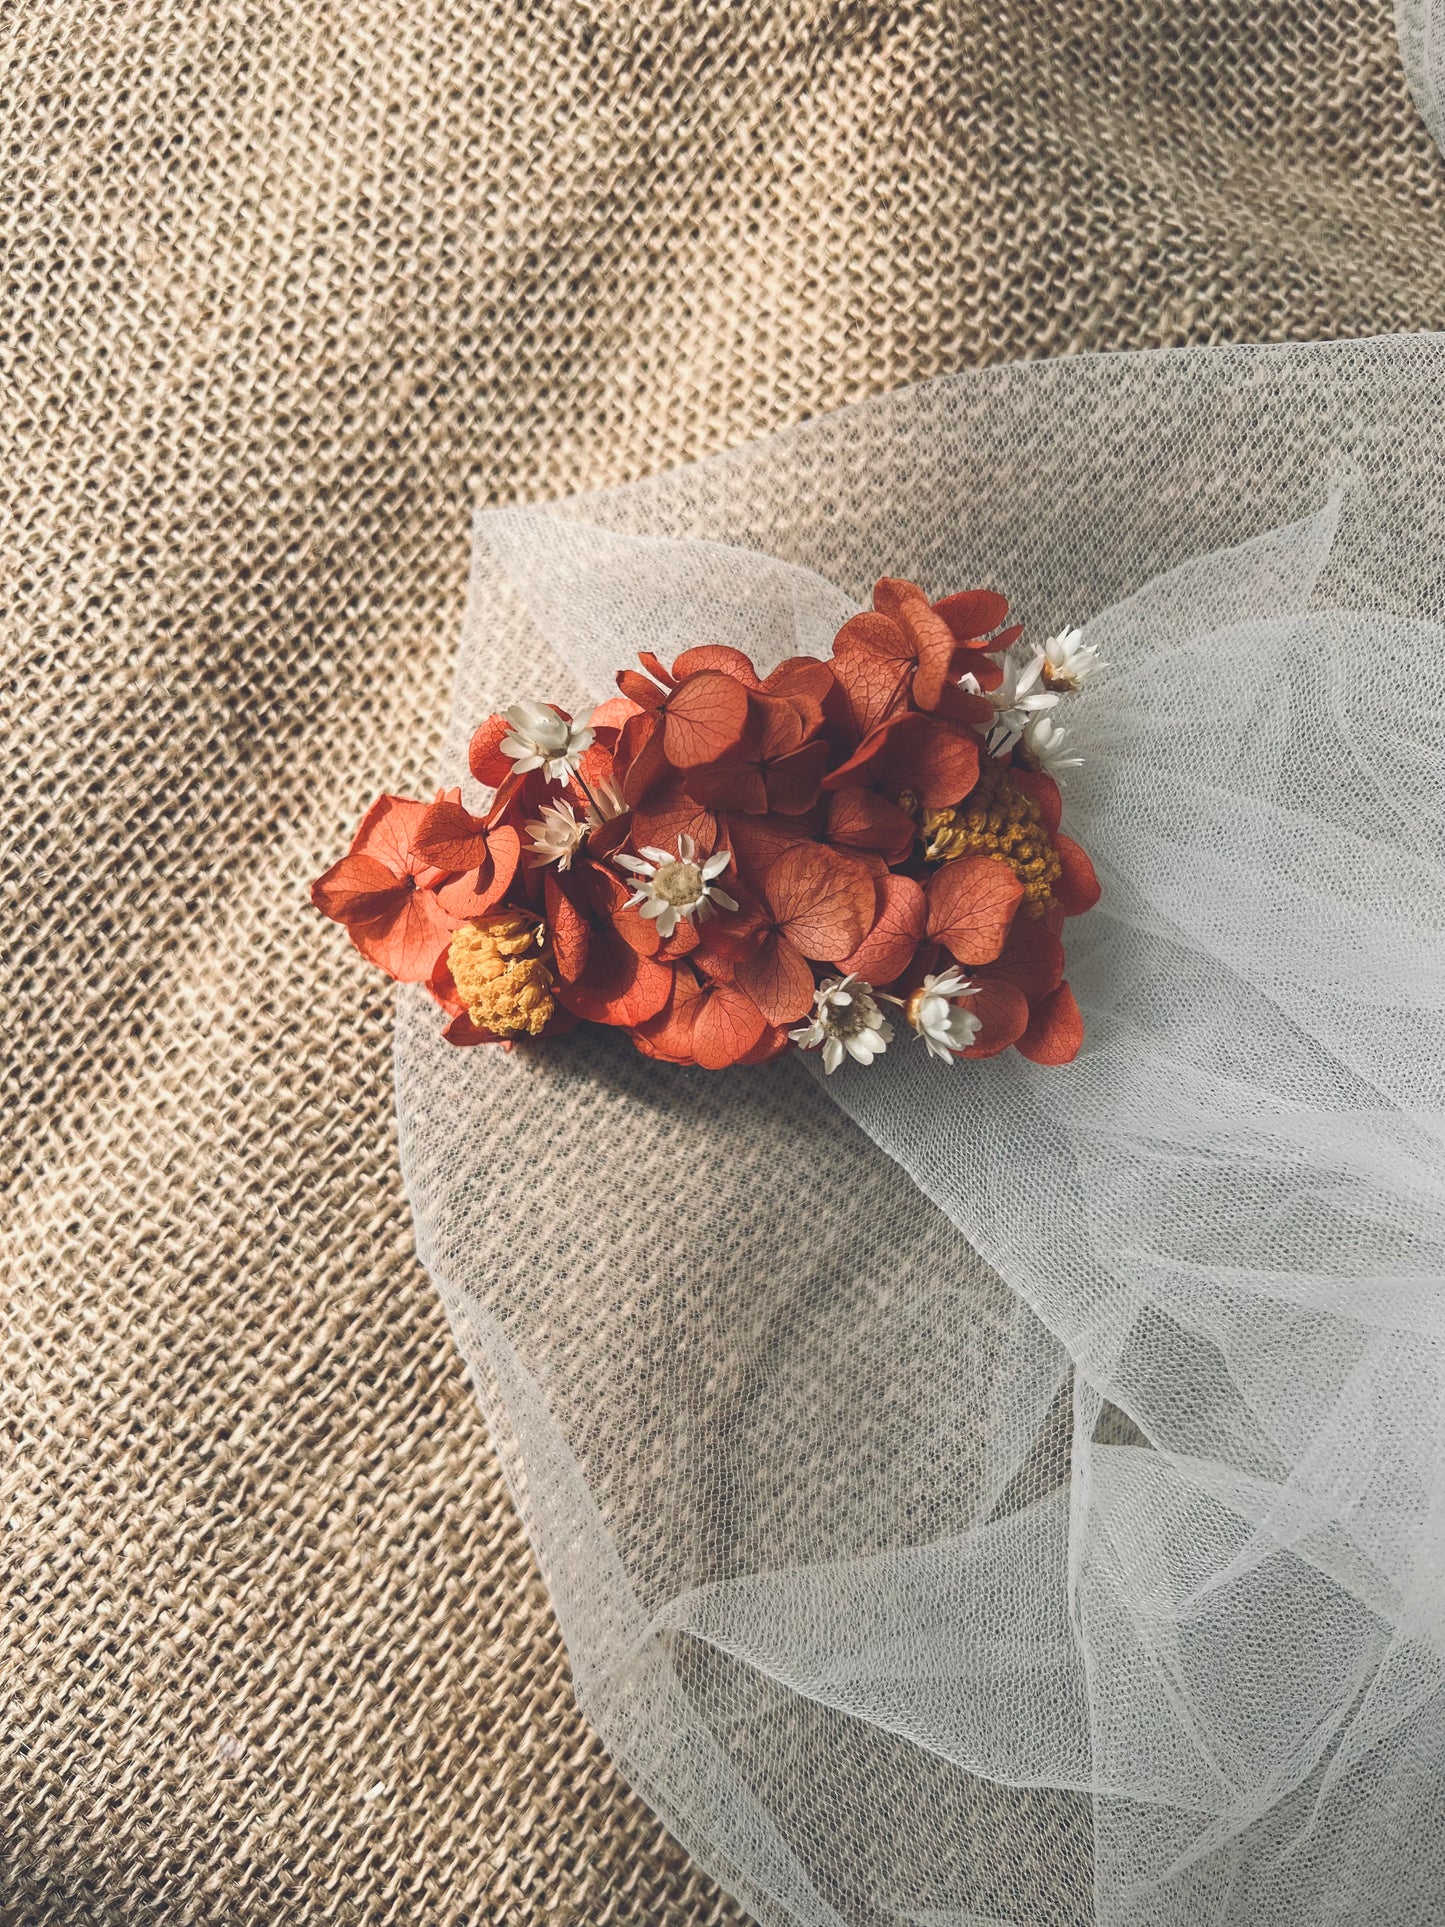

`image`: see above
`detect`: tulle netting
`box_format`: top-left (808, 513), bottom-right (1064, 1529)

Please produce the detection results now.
top-left (395, 327), bottom-right (1445, 1927)
top-left (1399, 0), bottom-right (1445, 157)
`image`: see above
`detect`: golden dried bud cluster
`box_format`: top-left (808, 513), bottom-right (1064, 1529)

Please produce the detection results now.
top-left (447, 913), bottom-right (555, 1037)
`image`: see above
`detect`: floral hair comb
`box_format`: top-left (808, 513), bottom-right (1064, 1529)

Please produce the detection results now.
top-left (313, 578), bottom-right (1102, 1072)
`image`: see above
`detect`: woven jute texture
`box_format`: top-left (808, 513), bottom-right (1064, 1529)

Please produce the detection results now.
top-left (4, 4), bottom-right (1443, 1922)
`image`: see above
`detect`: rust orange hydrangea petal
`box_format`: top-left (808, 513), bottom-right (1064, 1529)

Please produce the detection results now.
top-left (311, 851), bottom-right (407, 927)
top-left (469, 714), bottom-right (514, 786)
top-left (736, 931), bottom-right (817, 1026)
top-left (589, 693), bottom-right (642, 736)
top-left (932, 588), bottom-right (1010, 646)
top-left (1054, 834), bottom-right (1101, 916)
top-left (762, 841), bottom-right (876, 962)
top-left (435, 822), bottom-right (521, 918)
top-left (836, 874), bottom-right (926, 986)
top-left (660, 670), bottom-right (752, 768)
top-left (927, 854), bottom-right (1025, 966)
top-left (982, 912), bottom-right (1065, 1006)
top-left (691, 981), bottom-right (769, 1069)
top-left (826, 788), bottom-right (916, 865)
top-left (822, 710), bottom-right (980, 809)
top-left (630, 776), bottom-right (717, 856)
top-left (630, 966), bottom-right (706, 1063)
top-left (831, 639), bottom-right (911, 744)
top-left (349, 886), bottom-right (457, 984)
top-left (961, 978), bottom-right (1032, 1058)
top-left (414, 793), bottom-right (491, 871)
top-left (1017, 981), bottom-right (1085, 1064)
top-left (311, 793), bottom-right (458, 984)
top-left (671, 643), bottom-right (762, 686)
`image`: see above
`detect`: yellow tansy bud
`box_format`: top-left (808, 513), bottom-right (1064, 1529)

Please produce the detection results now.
top-left (920, 763), bottom-right (1062, 916)
top-left (447, 914), bottom-right (556, 1037)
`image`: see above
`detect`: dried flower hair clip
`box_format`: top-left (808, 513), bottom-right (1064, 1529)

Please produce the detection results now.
top-left (312, 579), bottom-right (1103, 1071)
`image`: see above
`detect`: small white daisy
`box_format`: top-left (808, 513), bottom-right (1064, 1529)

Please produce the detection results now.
top-left (583, 771), bottom-right (626, 822)
top-left (986, 647), bottom-right (1059, 756)
top-left (1038, 625), bottom-right (1105, 693)
top-left (499, 699), bottom-right (595, 784)
top-left (525, 798), bottom-right (587, 871)
top-left (900, 968), bottom-right (981, 1062)
top-left (790, 974), bottom-right (893, 1074)
top-left (615, 835), bottom-right (738, 940)
top-left (1022, 710), bottom-right (1083, 778)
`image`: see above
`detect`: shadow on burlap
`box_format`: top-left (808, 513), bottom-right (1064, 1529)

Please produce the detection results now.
top-left (3, 4), bottom-right (1443, 1921)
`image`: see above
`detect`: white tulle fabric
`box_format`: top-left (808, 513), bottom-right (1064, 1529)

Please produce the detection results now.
top-left (395, 332), bottom-right (1445, 1927)
top-left (1399, 0), bottom-right (1445, 155)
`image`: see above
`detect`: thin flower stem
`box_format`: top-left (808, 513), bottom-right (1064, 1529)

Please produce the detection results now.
top-left (572, 766), bottom-right (604, 816)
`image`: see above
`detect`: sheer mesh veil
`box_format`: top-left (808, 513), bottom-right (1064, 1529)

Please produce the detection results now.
top-left (395, 40), bottom-right (1445, 1927)
top-left (1400, 0), bottom-right (1445, 155)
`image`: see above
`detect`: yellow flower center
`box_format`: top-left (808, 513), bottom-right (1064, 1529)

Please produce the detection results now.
top-left (825, 996), bottom-right (872, 1040)
top-left (919, 763), bottom-right (1061, 917)
top-left (448, 913), bottom-right (555, 1037)
top-left (651, 858), bottom-right (704, 908)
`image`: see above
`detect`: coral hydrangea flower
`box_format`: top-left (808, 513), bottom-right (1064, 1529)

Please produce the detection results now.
top-left (1018, 982), bottom-right (1086, 1063)
top-left (926, 853), bottom-right (1025, 967)
top-left (629, 965), bottom-right (772, 1070)
top-left (1054, 834), bottom-right (1101, 916)
top-left (414, 791), bottom-right (522, 918)
top-left (315, 568), bottom-right (1102, 1071)
top-left (628, 775), bottom-right (718, 858)
top-left (832, 579), bottom-right (1019, 719)
top-left (938, 907), bottom-right (1084, 1062)
top-left (825, 786), bottom-right (917, 864)
top-left (311, 794), bottom-right (458, 983)
top-left (836, 874), bottom-right (926, 985)
top-left (728, 840), bottom-right (878, 1025)
top-left (611, 660), bottom-right (752, 803)
top-left (821, 708), bottom-right (982, 810)
top-left (685, 691), bottom-right (831, 815)
top-left (544, 860), bottom-right (674, 1026)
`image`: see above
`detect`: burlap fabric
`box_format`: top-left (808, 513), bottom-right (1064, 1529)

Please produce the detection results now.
top-left (4, 4), bottom-right (1443, 1922)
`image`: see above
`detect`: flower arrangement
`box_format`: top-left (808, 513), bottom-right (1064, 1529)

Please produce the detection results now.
top-left (312, 579), bottom-right (1102, 1072)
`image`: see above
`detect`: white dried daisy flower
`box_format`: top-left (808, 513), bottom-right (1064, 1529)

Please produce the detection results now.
top-left (525, 798), bottom-right (588, 871)
top-left (499, 699), bottom-right (595, 784)
top-left (1039, 625), bottom-right (1105, 693)
top-left (985, 647), bottom-right (1058, 756)
top-left (790, 974), bottom-right (893, 1074)
top-left (583, 772), bottom-right (626, 822)
top-left (902, 968), bottom-right (982, 1062)
top-left (615, 835), bottom-right (737, 940)
top-left (1022, 710), bottom-right (1083, 778)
